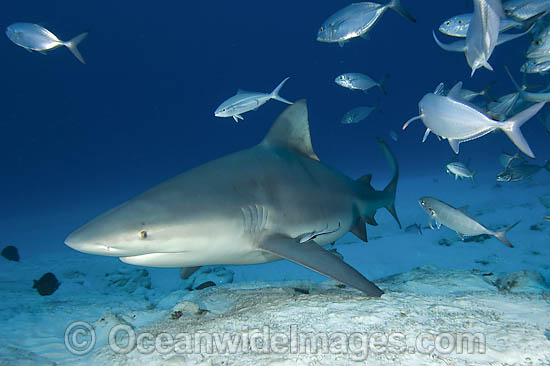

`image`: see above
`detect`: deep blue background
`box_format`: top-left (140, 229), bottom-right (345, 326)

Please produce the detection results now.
top-left (0, 1), bottom-right (547, 251)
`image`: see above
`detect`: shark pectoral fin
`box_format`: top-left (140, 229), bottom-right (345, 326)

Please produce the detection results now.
top-left (448, 139), bottom-right (460, 154)
top-left (257, 235), bottom-right (383, 296)
top-left (180, 266), bottom-right (201, 280)
top-left (351, 218), bottom-right (368, 242)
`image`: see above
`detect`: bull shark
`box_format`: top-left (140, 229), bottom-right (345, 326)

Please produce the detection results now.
top-left (65, 100), bottom-right (401, 297)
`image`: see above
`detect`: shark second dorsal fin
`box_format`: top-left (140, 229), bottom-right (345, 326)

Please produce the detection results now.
top-left (262, 100), bottom-right (320, 161)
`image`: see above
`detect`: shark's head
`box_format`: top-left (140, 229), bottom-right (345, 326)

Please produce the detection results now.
top-left (64, 199), bottom-right (169, 257)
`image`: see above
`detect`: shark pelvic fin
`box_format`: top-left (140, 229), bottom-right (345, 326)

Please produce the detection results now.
top-left (257, 235), bottom-right (383, 296)
top-left (262, 100), bottom-right (320, 161)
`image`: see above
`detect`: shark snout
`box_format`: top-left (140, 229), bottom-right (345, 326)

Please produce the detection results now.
top-left (64, 230), bottom-right (122, 256)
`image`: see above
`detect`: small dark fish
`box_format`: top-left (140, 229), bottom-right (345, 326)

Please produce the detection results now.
top-left (33, 272), bottom-right (60, 296)
top-left (1, 245), bottom-right (19, 262)
top-left (497, 161), bottom-right (550, 182)
top-left (194, 281), bottom-right (216, 290)
top-left (543, 216), bottom-right (550, 221)
top-left (405, 223), bottom-right (423, 235)
top-left (482, 272), bottom-right (494, 276)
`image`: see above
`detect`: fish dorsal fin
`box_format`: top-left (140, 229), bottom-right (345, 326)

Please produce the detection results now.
top-left (262, 100), bottom-right (319, 161)
top-left (434, 82), bottom-right (445, 96)
top-left (447, 82), bottom-right (463, 99)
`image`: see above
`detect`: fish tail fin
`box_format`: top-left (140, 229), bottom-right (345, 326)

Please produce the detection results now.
top-left (64, 32), bottom-right (88, 64)
top-left (388, 0), bottom-right (416, 23)
top-left (471, 171), bottom-right (477, 184)
top-left (544, 160), bottom-right (550, 172)
top-left (378, 138), bottom-right (401, 229)
top-left (494, 221), bottom-right (520, 248)
top-left (501, 102), bottom-right (546, 158)
top-left (270, 77), bottom-right (293, 105)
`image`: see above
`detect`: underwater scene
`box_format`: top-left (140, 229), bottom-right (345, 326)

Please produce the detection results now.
top-left (1, 0), bottom-right (550, 365)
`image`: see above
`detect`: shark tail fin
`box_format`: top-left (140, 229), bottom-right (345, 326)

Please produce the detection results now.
top-left (270, 77), bottom-right (293, 105)
top-left (501, 102), bottom-right (545, 158)
top-left (64, 32), bottom-right (88, 64)
top-left (378, 138), bottom-right (401, 229)
top-left (388, 0), bottom-right (416, 23)
top-left (494, 221), bottom-right (520, 248)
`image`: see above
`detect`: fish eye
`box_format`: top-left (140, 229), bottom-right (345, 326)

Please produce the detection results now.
top-left (319, 27), bottom-right (324, 33)
top-left (140, 230), bottom-right (148, 239)
top-left (445, 21), bottom-right (451, 25)
top-left (458, 20), bottom-right (463, 24)
top-left (535, 40), bottom-right (542, 46)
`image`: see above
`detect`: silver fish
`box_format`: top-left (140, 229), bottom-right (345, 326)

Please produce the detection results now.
top-left (402, 82), bottom-right (544, 158)
top-left (506, 66), bottom-right (550, 103)
top-left (335, 73), bottom-right (386, 94)
top-left (214, 77), bottom-right (292, 122)
top-left (454, 81), bottom-right (496, 101)
top-left (508, 0), bottom-right (550, 20)
top-left (446, 162), bottom-right (476, 182)
top-left (341, 106), bottom-right (375, 124)
top-left (390, 130), bottom-right (398, 141)
top-left (317, 0), bottom-right (415, 46)
top-left (521, 58), bottom-right (550, 73)
top-left (433, 0), bottom-right (530, 76)
top-left (419, 196), bottom-right (518, 247)
top-left (6, 23), bottom-right (88, 64)
top-left (543, 215), bottom-right (550, 221)
top-left (439, 13), bottom-right (521, 37)
top-left (496, 161), bottom-right (550, 181)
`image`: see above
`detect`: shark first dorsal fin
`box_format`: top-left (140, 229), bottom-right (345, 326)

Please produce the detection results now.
top-left (262, 99), bottom-right (320, 161)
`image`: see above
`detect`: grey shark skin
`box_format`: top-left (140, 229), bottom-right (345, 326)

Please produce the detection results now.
top-left (65, 100), bottom-right (401, 297)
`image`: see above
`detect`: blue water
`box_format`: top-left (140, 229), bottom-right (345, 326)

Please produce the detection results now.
top-left (0, 1), bottom-right (548, 254)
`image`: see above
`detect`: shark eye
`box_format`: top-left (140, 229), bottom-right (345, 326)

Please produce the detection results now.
top-left (458, 20), bottom-right (463, 24)
top-left (140, 231), bottom-right (148, 239)
top-left (420, 200), bottom-right (425, 206)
